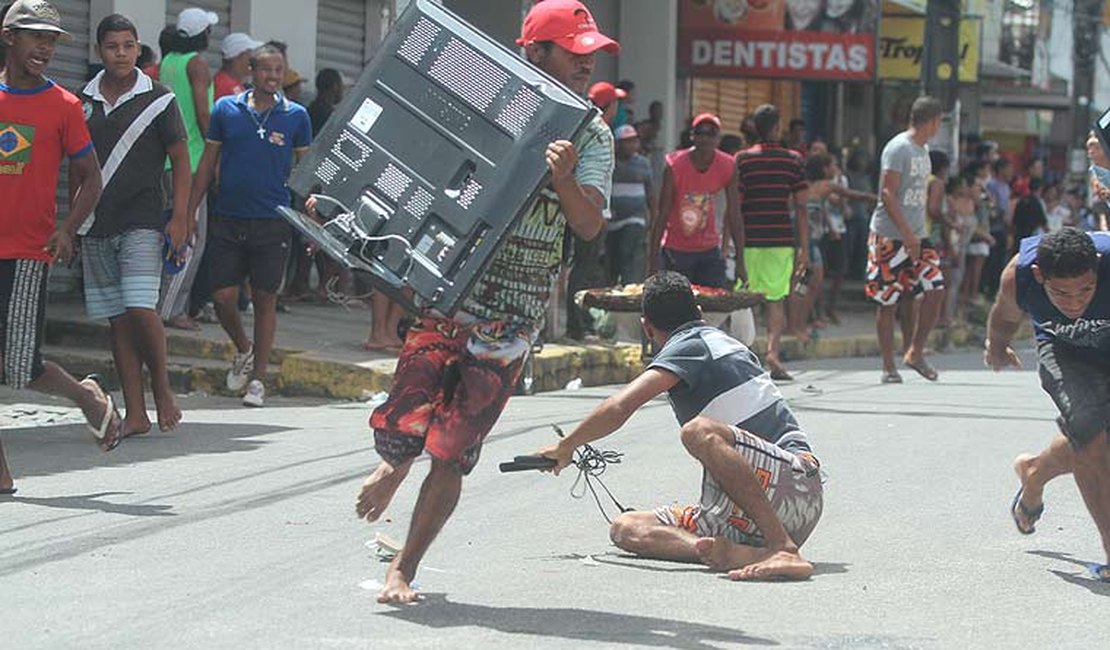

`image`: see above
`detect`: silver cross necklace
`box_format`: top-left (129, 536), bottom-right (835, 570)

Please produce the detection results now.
top-left (248, 91), bottom-right (276, 140)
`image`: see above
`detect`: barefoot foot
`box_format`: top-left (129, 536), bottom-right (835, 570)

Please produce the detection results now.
top-left (378, 559), bottom-right (420, 604)
top-left (356, 461), bottom-right (411, 522)
top-left (153, 388), bottom-right (182, 432)
top-left (695, 536), bottom-right (764, 572)
top-left (728, 549), bottom-right (813, 581)
top-left (122, 414), bottom-right (152, 439)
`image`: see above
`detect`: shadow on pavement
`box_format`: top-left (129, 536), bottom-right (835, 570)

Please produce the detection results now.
top-left (0, 491), bottom-right (174, 517)
top-left (380, 594), bottom-right (778, 647)
top-left (1028, 550), bottom-right (1110, 596)
top-left (0, 421), bottom-right (293, 481)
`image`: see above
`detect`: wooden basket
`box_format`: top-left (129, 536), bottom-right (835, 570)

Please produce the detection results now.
top-left (577, 288), bottom-right (765, 313)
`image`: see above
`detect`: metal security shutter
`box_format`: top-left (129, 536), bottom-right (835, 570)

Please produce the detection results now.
top-left (691, 79), bottom-right (801, 136)
top-left (167, 0), bottom-right (231, 71)
top-left (52, 0), bottom-right (91, 93)
top-left (316, 0), bottom-right (369, 84)
top-left (50, 0), bottom-right (91, 291)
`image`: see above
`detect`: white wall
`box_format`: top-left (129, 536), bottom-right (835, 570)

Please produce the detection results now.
top-left (89, 0), bottom-right (168, 57)
top-left (232, 0), bottom-right (319, 85)
top-left (617, 0), bottom-right (677, 150)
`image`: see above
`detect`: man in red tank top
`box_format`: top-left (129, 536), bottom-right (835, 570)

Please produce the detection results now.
top-left (648, 113), bottom-right (742, 290)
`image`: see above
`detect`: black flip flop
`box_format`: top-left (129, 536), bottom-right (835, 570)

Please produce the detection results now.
top-left (0, 487), bottom-right (16, 495)
top-left (769, 367), bottom-right (794, 382)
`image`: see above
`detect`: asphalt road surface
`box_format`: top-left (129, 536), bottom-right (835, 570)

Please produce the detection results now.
top-left (2, 348), bottom-right (1106, 649)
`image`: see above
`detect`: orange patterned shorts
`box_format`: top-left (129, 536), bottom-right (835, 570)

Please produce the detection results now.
top-left (865, 233), bottom-right (945, 306)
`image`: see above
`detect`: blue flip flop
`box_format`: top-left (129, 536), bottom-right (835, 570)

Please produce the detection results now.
top-left (1011, 487), bottom-right (1043, 535)
top-left (1087, 564), bottom-right (1110, 582)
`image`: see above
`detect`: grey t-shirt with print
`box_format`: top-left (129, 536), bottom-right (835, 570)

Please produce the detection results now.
top-left (869, 131), bottom-right (930, 240)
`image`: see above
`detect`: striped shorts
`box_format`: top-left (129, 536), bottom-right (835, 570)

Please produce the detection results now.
top-left (81, 228), bottom-right (163, 320)
top-left (0, 259), bottom-right (48, 389)
top-left (656, 427), bottom-right (824, 548)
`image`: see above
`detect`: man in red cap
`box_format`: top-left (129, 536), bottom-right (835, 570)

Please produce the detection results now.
top-left (588, 81), bottom-right (626, 126)
top-left (353, 0), bottom-right (618, 605)
top-left (649, 112), bottom-right (742, 292)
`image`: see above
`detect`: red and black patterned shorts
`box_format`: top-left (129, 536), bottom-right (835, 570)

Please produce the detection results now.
top-left (865, 233), bottom-right (945, 306)
top-left (369, 316), bottom-right (532, 474)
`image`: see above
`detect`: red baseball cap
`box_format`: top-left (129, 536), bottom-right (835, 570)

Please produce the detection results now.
top-left (587, 81), bottom-right (627, 108)
top-left (517, 0), bottom-right (620, 55)
top-left (692, 113), bottom-right (722, 130)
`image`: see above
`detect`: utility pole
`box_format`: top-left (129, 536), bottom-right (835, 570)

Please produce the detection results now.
top-left (1072, 0), bottom-right (1102, 174)
top-left (921, 0), bottom-right (962, 159)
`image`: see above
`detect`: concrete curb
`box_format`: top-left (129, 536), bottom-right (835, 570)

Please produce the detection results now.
top-left (42, 316), bottom-right (1016, 400)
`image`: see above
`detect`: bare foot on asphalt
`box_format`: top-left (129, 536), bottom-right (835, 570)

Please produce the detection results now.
top-left (123, 414), bottom-right (152, 438)
top-left (695, 536), bottom-right (763, 572)
top-left (378, 559), bottom-right (420, 604)
top-left (154, 387), bottom-right (182, 432)
top-left (729, 549), bottom-right (814, 581)
top-left (356, 461), bottom-right (411, 522)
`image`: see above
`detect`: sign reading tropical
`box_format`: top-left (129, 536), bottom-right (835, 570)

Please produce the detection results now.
top-left (878, 16), bottom-right (981, 82)
top-left (678, 0), bottom-right (880, 81)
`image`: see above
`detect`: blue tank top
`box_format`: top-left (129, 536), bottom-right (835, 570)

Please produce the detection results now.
top-left (1015, 231), bottom-right (1110, 349)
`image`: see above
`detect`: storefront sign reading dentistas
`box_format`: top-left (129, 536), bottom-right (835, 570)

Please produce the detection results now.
top-left (679, 0), bottom-right (879, 81)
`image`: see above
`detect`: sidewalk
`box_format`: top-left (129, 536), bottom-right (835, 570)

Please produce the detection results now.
top-left (41, 288), bottom-right (991, 400)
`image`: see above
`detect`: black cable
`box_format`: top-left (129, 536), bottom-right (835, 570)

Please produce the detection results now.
top-left (552, 425), bottom-right (631, 524)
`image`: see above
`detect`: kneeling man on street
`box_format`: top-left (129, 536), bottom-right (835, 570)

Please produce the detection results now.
top-left (538, 271), bottom-right (823, 580)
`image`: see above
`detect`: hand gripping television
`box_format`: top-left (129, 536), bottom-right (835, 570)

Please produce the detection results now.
top-left (278, 0), bottom-right (596, 315)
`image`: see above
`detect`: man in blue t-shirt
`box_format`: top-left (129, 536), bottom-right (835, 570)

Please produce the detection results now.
top-left (185, 43), bottom-right (311, 407)
top-left (987, 227), bottom-right (1110, 581)
top-left (538, 271), bottom-right (823, 581)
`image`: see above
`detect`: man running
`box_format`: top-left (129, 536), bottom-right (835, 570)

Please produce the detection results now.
top-left (0, 0), bottom-right (119, 494)
top-left (539, 271), bottom-right (822, 580)
top-left (989, 226), bottom-right (1110, 581)
top-left (351, 0), bottom-right (617, 604)
top-left (867, 96), bottom-right (945, 384)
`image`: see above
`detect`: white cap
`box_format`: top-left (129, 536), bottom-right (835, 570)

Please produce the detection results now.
top-left (614, 124), bottom-right (638, 140)
top-left (221, 32), bottom-right (262, 59)
top-left (177, 7), bottom-right (218, 38)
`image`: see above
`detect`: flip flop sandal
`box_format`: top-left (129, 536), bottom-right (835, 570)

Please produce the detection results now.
top-left (1087, 563), bottom-right (1110, 582)
top-left (904, 358), bottom-right (939, 381)
top-left (0, 487), bottom-right (16, 496)
top-left (80, 375), bottom-right (124, 452)
top-left (1010, 486), bottom-right (1043, 535)
top-left (881, 370), bottom-right (903, 384)
top-left (769, 367), bottom-right (794, 382)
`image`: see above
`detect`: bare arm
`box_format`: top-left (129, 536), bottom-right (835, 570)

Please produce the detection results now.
top-left (187, 55), bottom-right (212, 137)
top-left (547, 140), bottom-right (604, 240)
top-left (48, 152), bottom-right (103, 263)
top-left (537, 368), bottom-right (680, 473)
top-left (984, 255), bottom-right (1025, 370)
top-left (648, 166), bottom-right (675, 271)
top-left (725, 166), bottom-right (745, 283)
top-left (186, 141), bottom-right (220, 218)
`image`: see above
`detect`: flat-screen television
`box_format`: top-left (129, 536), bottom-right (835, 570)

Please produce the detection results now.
top-left (279, 0), bottom-right (596, 315)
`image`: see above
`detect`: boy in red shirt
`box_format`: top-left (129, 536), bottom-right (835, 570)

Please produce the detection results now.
top-left (0, 0), bottom-right (121, 495)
